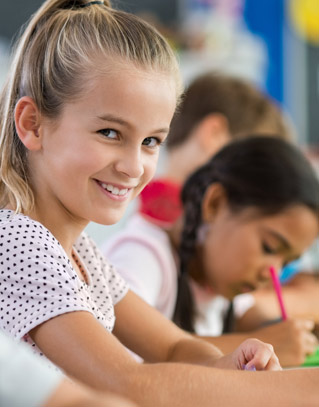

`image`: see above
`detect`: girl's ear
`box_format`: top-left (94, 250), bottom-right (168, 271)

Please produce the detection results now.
top-left (201, 183), bottom-right (228, 222)
top-left (14, 96), bottom-right (43, 151)
top-left (196, 113), bottom-right (231, 156)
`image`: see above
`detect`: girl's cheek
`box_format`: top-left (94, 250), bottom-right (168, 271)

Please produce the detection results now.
top-left (145, 158), bottom-right (158, 180)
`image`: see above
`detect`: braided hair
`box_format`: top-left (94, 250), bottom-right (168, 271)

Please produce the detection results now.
top-left (173, 136), bottom-right (319, 331)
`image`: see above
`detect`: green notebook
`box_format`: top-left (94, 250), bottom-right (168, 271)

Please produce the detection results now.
top-left (302, 346), bottom-right (319, 367)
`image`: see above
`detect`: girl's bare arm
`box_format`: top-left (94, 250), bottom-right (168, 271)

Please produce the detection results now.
top-left (29, 291), bottom-right (318, 407)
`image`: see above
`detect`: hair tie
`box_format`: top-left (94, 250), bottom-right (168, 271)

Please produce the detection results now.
top-left (79, 1), bottom-right (104, 8)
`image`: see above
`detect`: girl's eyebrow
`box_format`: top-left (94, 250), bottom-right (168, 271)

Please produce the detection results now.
top-left (97, 114), bottom-right (129, 127)
top-left (96, 113), bottom-right (170, 134)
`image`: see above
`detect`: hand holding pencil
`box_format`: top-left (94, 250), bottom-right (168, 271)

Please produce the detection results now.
top-left (269, 266), bottom-right (288, 321)
top-left (269, 266), bottom-right (319, 366)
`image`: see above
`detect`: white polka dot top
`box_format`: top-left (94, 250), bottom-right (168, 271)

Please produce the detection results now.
top-left (0, 209), bottom-right (129, 360)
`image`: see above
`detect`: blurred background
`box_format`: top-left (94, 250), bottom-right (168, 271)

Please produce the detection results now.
top-left (0, 0), bottom-right (318, 248)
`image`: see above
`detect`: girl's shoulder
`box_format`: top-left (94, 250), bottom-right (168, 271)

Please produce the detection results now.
top-left (0, 209), bottom-right (57, 245)
top-left (74, 231), bottom-right (108, 267)
top-left (74, 231), bottom-right (129, 305)
top-left (74, 231), bottom-right (120, 279)
top-left (0, 209), bottom-right (66, 257)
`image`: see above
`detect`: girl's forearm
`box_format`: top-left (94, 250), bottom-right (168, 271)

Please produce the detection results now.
top-left (30, 313), bottom-right (319, 407)
top-left (118, 363), bottom-right (319, 407)
top-left (44, 378), bottom-right (136, 407)
top-left (165, 336), bottom-right (224, 365)
top-left (196, 333), bottom-right (249, 355)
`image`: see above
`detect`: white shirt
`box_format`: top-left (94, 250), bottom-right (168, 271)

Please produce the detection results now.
top-left (0, 329), bottom-right (62, 407)
top-left (0, 209), bottom-right (128, 365)
top-left (102, 213), bottom-right (178, 319)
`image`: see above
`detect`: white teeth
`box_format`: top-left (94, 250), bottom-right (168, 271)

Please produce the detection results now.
top-left (101, 183), bottom-right (112, 192)
top-left (100, 183), bottom-right (128, 196)
top-left (118, 189), bottom-right (127, 196)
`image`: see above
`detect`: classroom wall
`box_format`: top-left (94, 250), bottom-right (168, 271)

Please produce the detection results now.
top-left (0, 0), bottom-right (318, 247)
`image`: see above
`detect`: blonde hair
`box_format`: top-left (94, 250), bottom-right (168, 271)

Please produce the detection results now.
top-left (0, 0), bottom-right (182, 213)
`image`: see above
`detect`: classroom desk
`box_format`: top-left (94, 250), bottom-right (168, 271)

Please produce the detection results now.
top-left (302, 346), bottom-right (319, 367)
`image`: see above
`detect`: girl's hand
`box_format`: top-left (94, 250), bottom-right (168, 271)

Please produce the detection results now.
top-left (252, 319), bottom-right (318, 367)
top-left (213, 338), bottom-right (282, 371)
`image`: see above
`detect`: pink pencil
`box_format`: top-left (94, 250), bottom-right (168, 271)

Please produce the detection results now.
top-left (269, 266), bottom-right (288, 320)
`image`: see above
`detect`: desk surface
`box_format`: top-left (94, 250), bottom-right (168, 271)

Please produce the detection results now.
top-left (302, 346), bottom-right (319, 367)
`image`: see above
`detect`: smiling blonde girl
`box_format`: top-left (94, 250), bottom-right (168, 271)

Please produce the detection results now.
top-left (0, 1), bottom-right (319, 406)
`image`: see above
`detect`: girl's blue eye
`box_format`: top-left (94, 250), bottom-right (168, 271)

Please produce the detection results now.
top-left (98, 129), bottom-right (118, 139)
top-left (142, 137), bottom-right (161, 148)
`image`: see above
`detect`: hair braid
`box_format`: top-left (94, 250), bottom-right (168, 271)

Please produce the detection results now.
top-left (173, 164), bottom-right (220, 331)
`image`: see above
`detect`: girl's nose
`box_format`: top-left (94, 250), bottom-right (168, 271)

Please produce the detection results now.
top-left (115, 147), bottom-right (144, 179)
top-left (259, 258), bottom-right (284, 282)
top-left (258, 267), bottom-right (272, 284)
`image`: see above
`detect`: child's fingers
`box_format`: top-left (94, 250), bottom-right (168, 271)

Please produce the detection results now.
top-left (245, 342), bottom-right (282, 371)
top-left (303, 331), bottom-right (318, 354)
top-left (264, 353), bottom-right (282, 371)
top-left (246, 356), bottom-right (281, 371)
top-left (295, 319), bottom-right (315, 331)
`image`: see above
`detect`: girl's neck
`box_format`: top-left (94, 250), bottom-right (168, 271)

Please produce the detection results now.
top-left (27, 205), bottom-right (88, 256)
top-left (164, 142), bottom-right (210, 185)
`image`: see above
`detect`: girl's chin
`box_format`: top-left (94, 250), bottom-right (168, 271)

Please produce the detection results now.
top-left (91, 214), bottom-right (124, 226)
top-left (226, 284), bottom-right (255, 299)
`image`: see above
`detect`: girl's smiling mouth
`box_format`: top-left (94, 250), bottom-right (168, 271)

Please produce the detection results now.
top-left (95, 180), bottom-right (133, 200)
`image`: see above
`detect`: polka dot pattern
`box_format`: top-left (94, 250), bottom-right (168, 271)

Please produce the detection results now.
top-left (0, 209), bottom-right (128, 362)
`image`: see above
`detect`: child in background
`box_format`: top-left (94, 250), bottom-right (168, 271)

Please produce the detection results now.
top-left (1, 1), bottom-right (319, 406)
top-left (104, 72), bottom-right (318, 367)
top-left (138, 72), bottom-right (292, 227)
top-left (235, 154), bottom-right (319, 333)
top-left (235, 147), bottom-right (319, 334)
